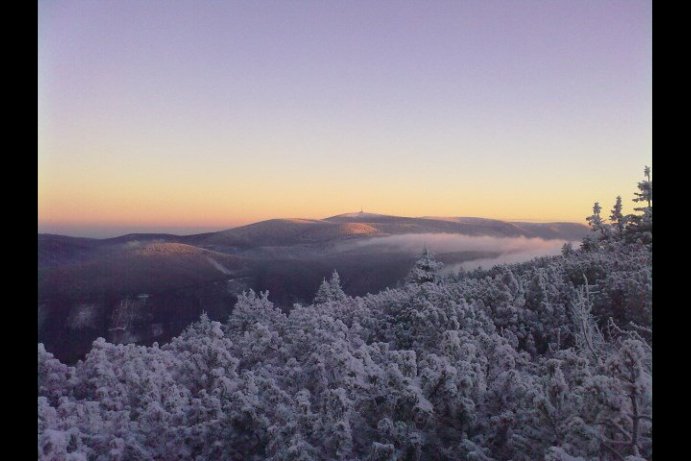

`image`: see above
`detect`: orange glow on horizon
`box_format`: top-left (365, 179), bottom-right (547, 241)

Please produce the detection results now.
top-left (38, 147), bottom-right (648, 237)
top-left (39, 175), bottom-right (642, 235)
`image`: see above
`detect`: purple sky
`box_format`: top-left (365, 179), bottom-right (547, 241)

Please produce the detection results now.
top-left (38, 1), bottom-right (652, 237)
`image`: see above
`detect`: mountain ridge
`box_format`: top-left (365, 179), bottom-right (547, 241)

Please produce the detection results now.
top-left (40, 212), bottom-right (588, 245)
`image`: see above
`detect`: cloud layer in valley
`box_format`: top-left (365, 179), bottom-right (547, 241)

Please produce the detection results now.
top-left (339, 233), bottom-right (573, 272)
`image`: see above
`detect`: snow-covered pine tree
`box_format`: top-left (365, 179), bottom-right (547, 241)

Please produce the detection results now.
top-left (609, 196), bottom-right (626, 238)
top-left (586, 202), bottom-right (603, 230)
top-left (313, 271), bottom-right (348, 304)
top-left (627, 166), bottom-right (652, 244)
top-left (582, 202), bottom-right (608, 250)
top-left (313, 278), bottom-right (332, 304)
top-left (634, 166), bottom-right (652, 211)
top-left (328, 271), bottom-right (347, 302)
top-left (406, 248), bottom-right (443, 285)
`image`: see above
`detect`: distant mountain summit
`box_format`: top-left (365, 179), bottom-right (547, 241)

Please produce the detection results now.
top-left (326, 211), bottom-right (393, 220)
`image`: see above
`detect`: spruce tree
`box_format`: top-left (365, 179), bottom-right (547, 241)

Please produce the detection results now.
top-left (406, 248), bottom-right (443, 285)
top-left (314, 278), bottom-right (332, 304)
top-left (609, 195), bottom-right (626, 237)
top-left (626, 166), bottom-right (652, 244)
top-left (328, 271), bottom-right (347, 302)
top-left (313, 271), bottom-right (347, 304)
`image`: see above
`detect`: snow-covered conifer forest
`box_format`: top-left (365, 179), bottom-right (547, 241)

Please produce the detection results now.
top-left (38, 169), bottom-right (652, 460)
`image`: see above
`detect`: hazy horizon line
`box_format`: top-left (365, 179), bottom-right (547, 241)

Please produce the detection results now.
top-left (37, 211), bottom-right (586, 239)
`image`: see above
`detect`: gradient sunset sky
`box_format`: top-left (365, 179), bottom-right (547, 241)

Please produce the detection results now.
top-left (38, 0), bottom-right (651, 238)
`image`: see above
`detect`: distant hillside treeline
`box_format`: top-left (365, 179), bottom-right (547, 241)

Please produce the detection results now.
top-left (38, 170), bottom-right (652, 460)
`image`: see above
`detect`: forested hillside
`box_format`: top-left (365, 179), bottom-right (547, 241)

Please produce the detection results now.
top-left (38, 170), bottom-right (652, 461)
